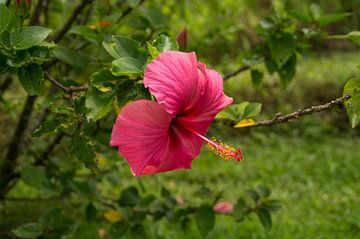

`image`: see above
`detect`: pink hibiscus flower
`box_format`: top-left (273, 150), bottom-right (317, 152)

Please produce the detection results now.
top-left (213, 201), bottom-right (235, 214)
top-left (110, 51), bottom-right (243, 176)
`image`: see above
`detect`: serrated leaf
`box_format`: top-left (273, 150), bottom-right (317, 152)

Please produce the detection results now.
top-left (20, 165), bottom-right (46, 188)
top-left (269, 32), bottom-right (295, 67)
top-left (104, 210), bottom-right (123, 223)
top-left (12, 223), bottom-right (42, 238)
top-left (17, 63), bottom-right (43, 95)
top-left (234, 119), bottom-right (257, 128)
top-left (85, 87), bottom-right (116, 121)
top-left (257, 209), bottom-right (272, 230)
top-left (195, 205), bottom-right (215, 237)
top-left (151, 34), bottom-right (178, 53)
top-left (70, 135), bottom-right (98, 171)
top-left (10, 26), bottom-right (52, 50)
top-left (31, 119), bottom-right (66, 138)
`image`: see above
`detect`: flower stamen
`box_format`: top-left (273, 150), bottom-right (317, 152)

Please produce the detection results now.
top-left (184, 126), bottom-right (243, 162)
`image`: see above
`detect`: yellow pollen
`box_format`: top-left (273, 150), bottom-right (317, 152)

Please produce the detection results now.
top-left (206, 137), bottom-right (243, 162)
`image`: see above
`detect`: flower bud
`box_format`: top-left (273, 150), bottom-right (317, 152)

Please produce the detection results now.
top-left (15, 0), bottom-right (32, 18)
top-left (176, 27), bottom-right (188, 50)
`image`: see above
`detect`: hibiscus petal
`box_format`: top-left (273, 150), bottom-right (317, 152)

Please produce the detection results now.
top-left (110, 100), bottom-right (203, 176)
top-left (144, 51), bottom-right (202, 117)
top-left (190, 62), bottom-right (233, 120)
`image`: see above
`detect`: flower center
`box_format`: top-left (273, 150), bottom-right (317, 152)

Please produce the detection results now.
top-left (184, 126), bottom-right (244, 162)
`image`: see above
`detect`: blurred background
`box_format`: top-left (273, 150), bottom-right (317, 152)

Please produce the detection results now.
top-left (1, 0), bottom-right (360, 238)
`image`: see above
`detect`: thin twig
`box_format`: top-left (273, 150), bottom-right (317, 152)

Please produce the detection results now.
top-left (44, 72), bottom-right (88, 93)
top-left (243, 94), bottom-right (352, 128)
top-left (52, 0), bottom-right (94, 43)
top-left (223, 65), bottom-right (250, 81)
top-left (35, 132), bottom-right (65, 166)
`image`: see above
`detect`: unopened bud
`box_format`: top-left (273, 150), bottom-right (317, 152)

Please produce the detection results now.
top-left (176, 27), bottom-right (187, 50)
top-left (15, 0), bottom-right (32, 18)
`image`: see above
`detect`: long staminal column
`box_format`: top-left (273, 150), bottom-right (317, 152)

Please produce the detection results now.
top-left (184, 126), bottom-right (243, 162)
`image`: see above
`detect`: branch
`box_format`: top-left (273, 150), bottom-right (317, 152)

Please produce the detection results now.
top-left (223, 65), bottom-right (250, 81)
top-left (30, 0), bottom-right (45, 25)
top-left (51, 0), bottom-right (94, 43)
top-left (117, 0), bottom-right (146, 22)
top-left (244, 94), bottom-right (352, 128)
top-left (35, 132), bottom-right (65, 166)
top-left (0, 77), bottom-right (13, 96)
top-left (44, 72), bottom-right (88, 93)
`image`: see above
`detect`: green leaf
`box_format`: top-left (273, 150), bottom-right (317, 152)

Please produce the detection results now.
top-left (0, 3), bottom-right (11, 32)
top-left (269, 32), bottom-right (295, 67)
top-left (251, 69), bottom-right (263, 88)
top-left (195, 205), bottom-right (215, 237)
top-left (243, 102), bottom-right (262, 118)
top-left (151, 34), bottom-right (178, 53)
top-left (53, 48), bottom-right (87, 70)
top-left (39, 208), bottom-right (73, 232)
top-left (31, 119), bottom-right (65, 138)
top-left (117, 80), bottom-right (137, 107)
top-left (317, 13), bottom-right (351, 26)
top-left (257, 185), bottom-right (271, 198)
top-left (233, 198), bottom-right (247, 221)
top-left (70, 25), bottom-right (103, 45)
top-left (309, 3), bottom-right (323, 20)
top-left (146, 42), bottom-right (160, 59)
top-left (20, 165), bottom-right (46, 188)
top-left (265, 199), bottom-right (282, 212)
top-left (129, 224), bottom-right (147, 239)
top-left (111, 57), bottom-right (145, 76)
top-left (85, 87), bottom-right (116, 121)
top-left (343, 78), bottom-right (360, 128)
top-left (111, 221), bottom-right (128, 237)
top-left (70, 135), bottom-right (98, 171)
top-left (246, 189), bottom-right (260, 202)
top-left (85, 203), bottom-right (97, 223)
top-left (348, 31), bottom-right (360, 45)
top-left (17, 63), bottom-right (43, 95)
top-left (118, 186), bottom-right (140, 206)
top-left (103, 35), bottom-right (147, 60)
top-left (289, 10), bottom-right (312, 24)
top-left (10, 26), bottom-right (52, 50)
top-left (278, 53), bottom-right (297, 86)
top-left (265, 58), bottom-right (278, 75)
top-left (90, 69), bottom-right (118, 93)
top-left (12, 223), bottom-right (42, 238)
top-left (257, 209), bottom-right (272, 230)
